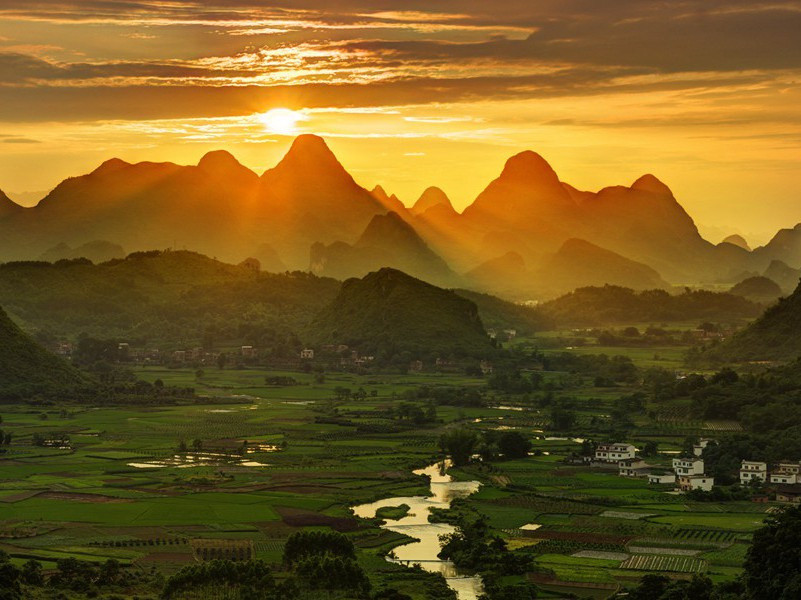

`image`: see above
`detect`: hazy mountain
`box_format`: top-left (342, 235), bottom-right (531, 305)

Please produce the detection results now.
top-left (464, 251), bottom-right (533, 300)
top-left (309, 211), bottom-right (457, 286)
top-left (763, 260), bottom-right (800, 294)
top-left (309, 267), bottom-right (494, 358)
top-left (532, 238), bottom-right (669, 298)
top-left (2, 133), bottom-right (797, 292)
top-left (729, 276), bottom-right (783, 303)
top-left (0, 305), bottom-right (89, 395)
top-left (39, 240), bottom-right (125, 263)
top-left (260, 135), bottom-right (386, 266)
top-left (752, 224), bottom-right (801, 270)
top-left (723, 234), bottom-right (751, 251)
top-left (0, 189), bottom-right (22, 219)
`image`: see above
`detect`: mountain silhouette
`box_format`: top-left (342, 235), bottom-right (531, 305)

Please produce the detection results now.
top-left (310, 211), bottom-right (457, 286)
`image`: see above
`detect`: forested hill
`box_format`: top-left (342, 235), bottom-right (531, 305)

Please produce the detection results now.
top-left (309, 268), bottom-right (496, 359)
top-left (0, 251), bottom-right (539, 353)
top-left (537, 285), bottom-right (763, 327)
top-left (0, 305), bottom-right (90, 396)
top-left (704, 279), bottom-right (801, 362)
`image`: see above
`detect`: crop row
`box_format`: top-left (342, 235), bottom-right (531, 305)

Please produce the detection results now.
top-left (620, 554), bottom-right (706, 573)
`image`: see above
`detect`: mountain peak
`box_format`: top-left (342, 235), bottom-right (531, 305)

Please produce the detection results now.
top-left (265, 134), bottom-right (352, 183)
top-left (91, 157), bottom-right (130, 176)
top-left (631, 173), bottom-right (671, 195)
top-left (412, 186), bottom-right (453, 215)
top-left (499, 150), bottom-right (560, 185)
top-left (721, 234), bottom-right (750, 251)
top-left (197, 149), bottom-right (242, 172)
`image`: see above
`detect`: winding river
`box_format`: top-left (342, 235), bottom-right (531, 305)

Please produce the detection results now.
top-left (352, 462), bottom-right (483, 600)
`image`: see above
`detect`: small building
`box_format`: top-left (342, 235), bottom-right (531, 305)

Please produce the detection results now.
top-left (649, 472), bottom-right (676, 485)
top-left (776, 484), bottom-right (801, 503)
top-left (480, 361), bottom-right (494, 375)
top-left (740, 460), bottom-right (768, 484)
top-left (595, 443), bottom-right (636, 463)
top-left (300, 348), bottom-right (314, 360)
top-left (172, 350), bottom-right (187, 362)
top-left (693, 439), bottom-right (711, 457)
top-left (770, 461), bottom-right (801, 485)
top-left (673, 457), bottom-right (705, 476)
top-left (619, 459), bottom-right (650, 478)
top-left (409, 360), bottom-right (423, 372)
top-left (241, 345), bottom-right (255, 358)
top-left (677, 474), bottom-right (714, 492)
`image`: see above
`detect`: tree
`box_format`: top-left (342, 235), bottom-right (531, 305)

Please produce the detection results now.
top-left (743, 504), bottom-right (801, 599)
top-left (550, 405), bottom-right (575, 430)
top-left (497, 431), bottom-right (532, 460)
top-left (19, 559), bottom-right (42, 586)
top-left (0, 551), bottom-right (21, 600)
top-left (217, 352), bottom-right (228, 370)
top-left (439, 429), bottom-right (479, 467)
top-left (283, 530), bottom-right (355, 565)
top-left (642, 440), bottom-right (659, 457)
top-left (192, 439), bottom-right (203, 451)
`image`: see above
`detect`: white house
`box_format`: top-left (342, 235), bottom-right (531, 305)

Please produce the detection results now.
top-left (595, 443), bottom-right (636, 463)
top-left (649, 473), bottom-right (676, 485)
top-left (693, 439), bottom-right (711, 457)
top-left (619, 459), bottom-right (650, 477)
top-left (672, 457), bottom-right (704, 476)
top-left (677, 474), bottom-right (714, 492)
top-left (300, 348), bottom-right (314, 359)
top-left (770, 461), bottom-right (801, 485)
top-left (740, 460), bottom-right (768, 484)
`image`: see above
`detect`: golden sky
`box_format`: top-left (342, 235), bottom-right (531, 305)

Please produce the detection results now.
top-left (0, 1), bottom-right (799, 244)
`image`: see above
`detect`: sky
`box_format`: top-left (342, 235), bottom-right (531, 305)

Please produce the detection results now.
top-left (0, 1), bottom-right (799, 244)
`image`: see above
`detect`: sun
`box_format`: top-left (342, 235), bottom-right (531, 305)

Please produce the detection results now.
top-left (257, 108), bottom-right (307, 135)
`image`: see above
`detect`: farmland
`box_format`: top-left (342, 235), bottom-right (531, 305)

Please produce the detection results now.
top-left (0, 353), bottom-right (777, 599)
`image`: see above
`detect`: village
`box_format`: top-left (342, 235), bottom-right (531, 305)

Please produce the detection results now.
top-left (588, 440), bottom-right (801, 502)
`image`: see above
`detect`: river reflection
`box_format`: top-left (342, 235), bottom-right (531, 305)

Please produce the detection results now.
top-left (352, 462), bottom-right (483, 600)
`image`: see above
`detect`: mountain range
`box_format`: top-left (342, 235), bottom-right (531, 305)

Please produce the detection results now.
top-left (1, 134), bottom-right (799, 300)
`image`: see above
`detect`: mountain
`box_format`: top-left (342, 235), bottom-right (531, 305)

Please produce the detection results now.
top-left (0, 305), bottom-right (89, 395)
top-left (722, 234), bottom-right (751, 251)
top-left (729, 276), bottom-right (783, 303)
top-left (0, 189), bottom-right (22, 219)
top-left (709, 279), bottom-right (801, 362)
top-left (411, 187), bottom-right (453, 216)
top-left (259, 135), bottom-right (386, 265)
top-left (752, 224), bottom-right (801, 270)
top-left (464, 252), bottom-right (533, 299)
top-left (532, 238), bottom-right (669, 297)
top-left (39, 240), bottom-right (125, 263)
top-left (763, 260), bottom-right (800, 294)
top-left (309, 268), bottom-right (494, 358)
top-left (309, 211), bottom-right (457, 286)
top-left (370, 185), bottom-right (408, 216)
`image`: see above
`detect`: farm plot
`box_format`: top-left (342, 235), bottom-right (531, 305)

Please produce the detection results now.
top-left (621, 554), bottom-right (706, 573)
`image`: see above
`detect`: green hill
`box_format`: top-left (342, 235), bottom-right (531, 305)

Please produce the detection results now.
top-left (0, 305), bottom-right (89, 396)
top-left (309, 268), bottom-right (495, 359)
top-left (709, 280), bottom-right (801, 362)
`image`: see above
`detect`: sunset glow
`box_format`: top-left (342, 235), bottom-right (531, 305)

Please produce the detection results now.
top-left (257, 109), bottom-right (308, 135)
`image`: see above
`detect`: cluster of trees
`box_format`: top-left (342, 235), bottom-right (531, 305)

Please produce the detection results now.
top-left (282, 531), bottom-right (370, 597)
top-left (439, 515), bottom-right (537, 599)
top-left (438, 429), bottom-right (531, 466)
top-left (540, 352), bottom-right (639, 385)
top-left (0, 554), bottom-right (148, 599)
top-left (536, 285), bottom-right (760, 327)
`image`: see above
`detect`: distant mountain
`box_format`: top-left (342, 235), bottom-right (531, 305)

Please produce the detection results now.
top-left (3, 134), bottom-right (798, 292)
top-left (0, 189), bottom-right (22, 219)
top-left (39, 240), bottom-right (125, 263)
top-left (729, 276), bottom-right (783, 303)
top-left (532, 238), bottom-right (669, 297)
top-left (260, 135), bottom-right (386, 265)
top-left (309, 268), bottom-right (494, 358)
top-left (464, 251), bottom-right (533, 300)
top-left (752, 224), bottom-right (801, 270)
top-left (0, 305), bottom-right (89, 395)
top-left (722, 234), bottom-right (751, 251)
top-left (309, 211), bottom-right (457, 286)
top-left (763, 260), bottom-right (800, 294)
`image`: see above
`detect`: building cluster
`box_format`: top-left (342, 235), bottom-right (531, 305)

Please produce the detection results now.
top-left (740, 460), bottom-right (801, 502)
top-left (592, 442), bottom-right (715, 493)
